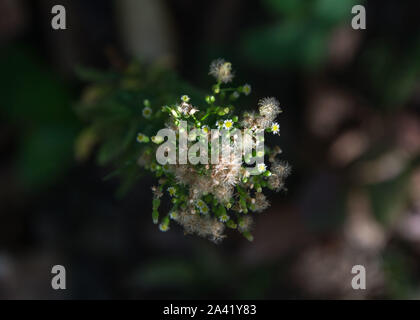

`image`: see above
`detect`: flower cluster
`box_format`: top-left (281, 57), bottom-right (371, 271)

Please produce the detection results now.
top-left (136, 59), bottom-right (290, 242)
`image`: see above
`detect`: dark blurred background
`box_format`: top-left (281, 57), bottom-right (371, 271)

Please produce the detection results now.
top-left (1, 0), bottom-right (420, 299)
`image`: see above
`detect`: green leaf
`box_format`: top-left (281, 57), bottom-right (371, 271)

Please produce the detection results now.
top-left (368, 170), bottom-right (410, 226)
top-left (17, 126), bottom-right (78, 189)
top-left (313, 0), bottom-right (359, 26)
top-left (75, 66), bottom-right (119, 83)
top-left (263, 0), bottom-right (311, 17)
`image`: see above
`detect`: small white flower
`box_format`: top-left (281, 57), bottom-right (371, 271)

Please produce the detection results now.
top-left (136, 132), bottom-right (149, 143)
top-left (243, 84), bottom-right (251, 96)
top-left (142, 106), bottom-right (152, 119)
top-left (232, 91), bottom-right (240, 99)
top-left (159, 223), bottom-right (169, 232)
top-left (271, 122), bottom-right (280, 135)
top-left (201, 125), bottom-right (210, 134)
top-left (196, 199), bottom-right (209, 214)
top-left (257, 163), bottom-right (267, 173)
top-left (196, 199), bottom-right (206, 208)
top-left (167, 187), bottom-right (176, 197)
top-left (181, 95), bottom-right (190, 102)
top-left (216, 120), bottom-right (224, 129)
top-left (219, 214), bottom-right (230, 223)
top-left (223, 119), bottom-right (234, 130)
top-left (200, 205), bottom-right (209, 215)
top-left (169, 211), bottom-right (178, 220)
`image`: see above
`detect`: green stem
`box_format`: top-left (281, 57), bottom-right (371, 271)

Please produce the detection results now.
top-left (200, 111), bottom-right (217, 122)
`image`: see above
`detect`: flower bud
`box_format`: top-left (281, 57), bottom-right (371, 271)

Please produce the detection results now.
top-left (152, 135), bottom-right (164, 144)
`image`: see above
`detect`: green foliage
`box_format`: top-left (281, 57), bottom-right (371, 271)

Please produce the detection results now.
top-left (383, 249), bottom-right (416, 299)
top-left (76, 61), bottom-right (205, 195)
top-left (368, 170), bottom-right (410, 226)
top-left (0, 47), bottom-right (80, 190)
top-left (242, 0), bottom-right (359, 70)
top-left (362, 40), bottom-right (420, 109)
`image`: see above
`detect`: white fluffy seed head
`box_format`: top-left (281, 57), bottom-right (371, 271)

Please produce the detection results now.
top-left (258, 97), bottom-right (281, 121)
top-left (209, 59), bottom-right (234, 83)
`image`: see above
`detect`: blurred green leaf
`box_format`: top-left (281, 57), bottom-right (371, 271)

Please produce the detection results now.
top-left (313, 0), bottom-right (358, 26)
top-left (133, 259), bottom-right (196, 288)
top-left (262, 0), bottom-right (310, 17)
top-left (75, 66), bottom-right (120, 83)
top-left (383, 249), bottom-right (416, 299)
top-left (242, 0), bottom-right (361, 70)
top-left (241, 20), bottom-right (329, 70)
top-left (242, 21), bottom-right (306, 68)
top-left (368, 170), bottom-right (410, 226)
top-left (0, 47), bottom-right (81, 190)
top-left (16, 125), bottom-right (78, 188)
top-left (362, 39), bottom-right (420, 109)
